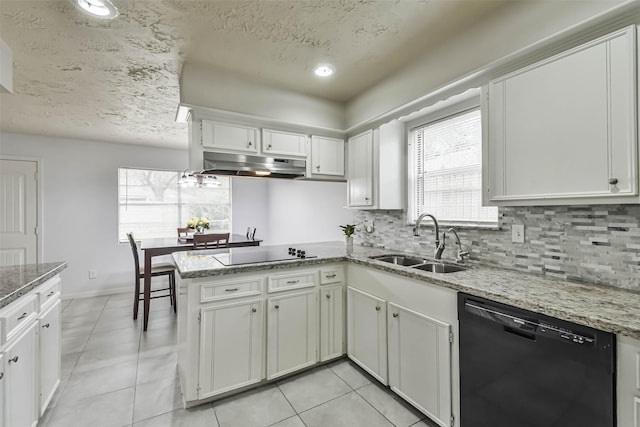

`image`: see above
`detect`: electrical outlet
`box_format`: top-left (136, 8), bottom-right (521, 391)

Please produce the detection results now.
top-left (89, 269), bottom-right (97, 279)
top-left (512, 224), bottom-right (525, 243)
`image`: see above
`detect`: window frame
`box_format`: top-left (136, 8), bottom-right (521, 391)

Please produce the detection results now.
top-left (406, 98), bottom-right (500, 229)
top-left (117, 167), bottom-right (232, 243)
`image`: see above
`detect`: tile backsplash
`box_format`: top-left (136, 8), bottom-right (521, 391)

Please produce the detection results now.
top-left (353, 205), bottom-right (640, 292)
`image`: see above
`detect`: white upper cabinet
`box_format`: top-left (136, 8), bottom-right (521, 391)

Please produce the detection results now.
top-left (202, 120), bottom-right (260, 154)
top-left (347, 121), bottom-right (404, 209)
top-left (484, 26), bottom-right (638, 205)
top-left (310, 136), bottom-right (345, 177)
top-left (262, 129), bottom-right (308, 158)
top-left (347, 130), bottom-right (374, 207)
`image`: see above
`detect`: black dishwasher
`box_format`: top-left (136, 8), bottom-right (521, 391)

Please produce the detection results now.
top-left (458, 292), bottom-right (615, 427)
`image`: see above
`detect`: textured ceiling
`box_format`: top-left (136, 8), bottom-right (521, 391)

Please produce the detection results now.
top-left (0, 0), bottom-right (507, 149)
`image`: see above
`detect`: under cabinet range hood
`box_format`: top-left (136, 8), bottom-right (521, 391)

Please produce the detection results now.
top-left (203, 151), bottom-right (306, 179)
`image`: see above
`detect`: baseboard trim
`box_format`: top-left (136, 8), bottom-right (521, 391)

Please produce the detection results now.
top-left (62, 286), bottom-right (130, 300)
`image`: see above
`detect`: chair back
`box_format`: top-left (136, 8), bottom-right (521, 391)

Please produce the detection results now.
top-left (177, 227), bottom-right (190, 237)
top-left (126, 232), bottom-right (140, 274)
top-left (193, 232), bottom-right (230, 249)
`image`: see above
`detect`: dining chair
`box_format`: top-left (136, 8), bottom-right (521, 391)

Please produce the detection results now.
top-left (193, 232), bottom-right (230, 249)
top-left (127, 232), bottom-right (177, 320)
top-left (177, 227), bottom-right (190, 237)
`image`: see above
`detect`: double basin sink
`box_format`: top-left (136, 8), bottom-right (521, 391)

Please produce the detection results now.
top-left (369, 254), bottom-right (468, 273)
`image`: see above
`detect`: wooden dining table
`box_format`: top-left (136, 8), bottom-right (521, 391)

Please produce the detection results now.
top-left (139, 233), bottom-right (261, 330)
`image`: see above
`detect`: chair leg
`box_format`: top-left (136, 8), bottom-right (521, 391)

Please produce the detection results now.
top-left (133, 276), bottom-right (140, 320)
top-left (171, 272), bottom-right (177, 313)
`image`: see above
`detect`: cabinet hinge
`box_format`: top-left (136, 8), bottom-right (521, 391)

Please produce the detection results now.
top-left (449, 332), bottom-right (454, 343)
top-left (451, 414), bottom-right (455, 426)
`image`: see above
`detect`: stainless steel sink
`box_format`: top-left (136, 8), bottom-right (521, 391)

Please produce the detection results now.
top-left (412, 263), bottom-right (468, 273)
top-left (370, 254), bottom-right (468, 273)
top-left (369, 254), bottom-right (426, 266)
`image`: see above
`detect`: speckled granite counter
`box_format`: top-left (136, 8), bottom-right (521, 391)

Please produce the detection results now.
top-left (173, 242), bottom-right (640, 340)
top-left (0, 262), bottom-right (68, 308)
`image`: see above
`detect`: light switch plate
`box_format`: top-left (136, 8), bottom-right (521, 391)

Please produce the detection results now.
top-left (512, 224), bottom-right (525, 243)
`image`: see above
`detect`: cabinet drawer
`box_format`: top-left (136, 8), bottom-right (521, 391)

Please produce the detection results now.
top-left (201, 278), bottom-right (262, 303)
top-left (0, 294), bottom-right (38, 343)
top-left (320, 267), bottom-right (344, 285)
top-left (35, 276), bottom-right (61, 310)
top-left (268, 270), bottom-right (318, 293)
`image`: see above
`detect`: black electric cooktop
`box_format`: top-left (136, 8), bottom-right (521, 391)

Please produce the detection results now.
top-left (213, 247), bottom-right (316, 266)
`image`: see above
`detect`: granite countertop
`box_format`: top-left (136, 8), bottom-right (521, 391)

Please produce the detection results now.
top-left (173, 241), bottom-right (640, 340)
top-left (0, 262), bottom-right (68, 308)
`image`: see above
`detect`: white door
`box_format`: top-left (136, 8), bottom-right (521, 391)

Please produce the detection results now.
top-left (311, 136), bottom-right (345, 176)
top-left (5, 322), bottom-right (38, 427)
top-left (0, 159), bottom-right (38, 266)
top-left (346, 286), bottom-right (387, 384)
top-left (198, 299), bottom-right (263, 398)
top-left (39, 300), bottom-right (61, 415)
top-left (266, 290), bottom-right (317, 379)
top-left (201, 120), bottom-right (259, 153)
top-left (262, 129), bottom-right (308, 157)
top-left (388, 302), bottom-right (452, 427)
top-left (319, 285), bottom-right (345, 361)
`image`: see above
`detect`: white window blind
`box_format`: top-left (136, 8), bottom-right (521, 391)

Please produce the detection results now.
top-left (118, 168), bottom-right (231, 241)
top-left (411, 108), bottom-right (498, 226)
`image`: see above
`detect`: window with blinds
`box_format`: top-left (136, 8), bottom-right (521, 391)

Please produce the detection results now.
top-left (118, 168), bottom-right (231, 241)
top-left (410, 108), bottom-right (498, 227)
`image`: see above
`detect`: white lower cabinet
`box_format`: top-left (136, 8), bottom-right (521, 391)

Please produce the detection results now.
top-left (0, 354), bottom-right (4, 427)
top-left (4, 322), bottom-right (38, 427)
top-left (388, 302), bottom-right (452, 427)
top-left (319, 285), bottom-right (345, 362)
top-left (38, 300), bottom-right (61, 415)
top-left (198, 299), bottom-right (264, 399)
top-left (346, 287), bottom-right (388, 384)
top-left (266, 290), bottom-right (317, 379)
top-left (617, 334), bottom-right (640, 427)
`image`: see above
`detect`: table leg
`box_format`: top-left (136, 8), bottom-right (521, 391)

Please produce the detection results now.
top-left (143, 251), bottom-right (152, 331)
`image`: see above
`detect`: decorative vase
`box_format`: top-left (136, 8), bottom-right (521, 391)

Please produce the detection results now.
top-left (345, 236), bottom-right (353, 248)
top-left (195, 226), bottom-right (204, 234)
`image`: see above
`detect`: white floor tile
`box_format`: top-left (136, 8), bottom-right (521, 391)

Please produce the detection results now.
top-left (213, 385), bottom-right (295, 427)
top-left (278, 367), bottom-right (352, 412)
top-left (46, 387), bottom-right (135, 427)
top-left (299, 391), bottom-right (394, 427)
top-left (356, 383), bottom-right (423, 427)
top-left (133, 375), bottom-right (183, 422)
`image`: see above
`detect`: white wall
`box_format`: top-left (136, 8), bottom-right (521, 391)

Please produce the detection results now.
top-left (345, 0), bottom-right (629, 130)
top-left (1, 132), bottom-right (351, 297)
top-left (265, 179), bottom-right (353, 245)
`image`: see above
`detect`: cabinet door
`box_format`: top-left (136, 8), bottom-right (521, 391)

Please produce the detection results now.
top-left (617, 335), bottom-right (640, 427)
top-left (39, 300), bottom-right (61, 416)
top-left (0, 354), bottom-right (4, 427)
top-left (267, 290), bottom-right (317, 379)
top-left (311, 136), bottom-right (345, 176)
top-left (4, 322), bottom-right (37, 427)
top-left (346, 287), bottom-right (387, 384)
top-left (347, 130), bottom-right (374, 206)
top-left (486, 27), bottom-right (637, 205)
top-left (262, 129), bottom-right (308, 157)
top-left (199, 299), bottom-right (263, 399)
top-left (201, 120), bottom-right (259, 153)
top-left (388, 302), bottom-right (452, 427)
top-left (319, 285), bottom-right (344, 362)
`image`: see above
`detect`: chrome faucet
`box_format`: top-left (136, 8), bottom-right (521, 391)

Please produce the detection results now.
top-left (445, 227), bottom-right (469, 263)
top-left (413, 213), bottom-right (445, 259)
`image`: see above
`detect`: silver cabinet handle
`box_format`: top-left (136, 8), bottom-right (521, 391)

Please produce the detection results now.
top-left (8, 356), bottom-right (18, 364)
top-left (326, 294), bottom-right (331, 299)
top-left (248, 141), bottom-right (253, 148)
top-left (286, 280), bottom-right (299, 284)
top-left (365, 197), bottom-right (370, 201)
top-left (392, 313), bottom-right (399, 318)
top-left (274, 304), bottom-right (280, 309)
top-left (0, 372), bottom-right (3, 380)
top-left (47, 291), bottom-right (55, 297)
top-left (17, 312), bottom-right (27, 321)
top-left (316, 165), bottom-right (321, 172)
top-left (42, 323), bottom-right (50, 328)
top-left (609, 178), bottom-right (619, 185)
top-left (375, 306), bottom-right (381, 311)
top-left (225, 288), bottom-right (239, 292)
top-left (267, 144), bottom-right (272, 150)
top-left (325, 274), bottom-right (336, 279)
top-left (251, 308), bottom-right (257, 313)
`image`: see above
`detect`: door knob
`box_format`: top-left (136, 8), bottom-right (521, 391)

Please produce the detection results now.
top-left (8, 356), bottom-right (18, 364)
top-left (375, 306), bottom-right (381, 311)
top-left (393, 313), bottom-right (399, 318)
top-left (251, 308), bottom-right (257, 313)
top-left (274, 304), bottom-right (280, 309)
top-left (608, 178), bottom-right (618, 185)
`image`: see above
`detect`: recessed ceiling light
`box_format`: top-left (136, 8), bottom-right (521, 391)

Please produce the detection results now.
top-left (73, 0), bottom-right (119, 19)
top-left (314, 64), bottom-right (335, 78)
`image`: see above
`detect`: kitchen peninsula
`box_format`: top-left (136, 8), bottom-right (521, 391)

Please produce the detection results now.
top-left (172, 242), bottom-right (640, 427)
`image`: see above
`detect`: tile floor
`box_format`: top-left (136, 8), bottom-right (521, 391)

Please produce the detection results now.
top-left (38, 293), bottom-right (438, 427)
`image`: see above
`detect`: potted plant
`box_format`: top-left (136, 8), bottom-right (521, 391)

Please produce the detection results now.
top-left (187, 216), bottom-right (210, 234)
top-left (339, 224), bottom-right (356, 248)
